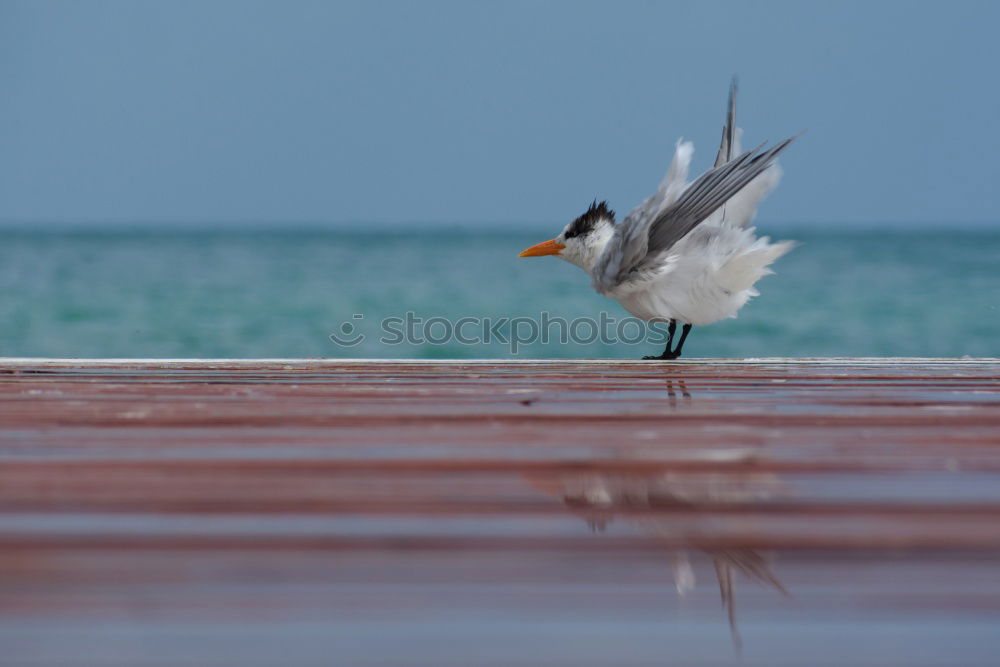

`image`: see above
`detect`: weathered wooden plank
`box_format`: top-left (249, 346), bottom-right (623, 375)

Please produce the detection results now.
top-left (1, 359), bottom-right (999, 665)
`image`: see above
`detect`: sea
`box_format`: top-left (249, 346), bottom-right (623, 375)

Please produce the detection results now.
top-left (1, 225), bottom-right (997, 359)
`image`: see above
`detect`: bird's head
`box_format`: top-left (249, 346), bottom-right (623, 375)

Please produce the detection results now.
top-left (518, 200), bottom-right (615, 271)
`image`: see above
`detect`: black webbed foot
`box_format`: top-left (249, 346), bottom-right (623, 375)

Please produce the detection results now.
top-left (642, 351), bottom-right (679, 361)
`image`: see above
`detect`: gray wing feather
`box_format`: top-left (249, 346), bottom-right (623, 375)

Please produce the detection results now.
top-left (593, 136), bottom-right (797, 293)
top-left (648, 137), bottom-right (796, 256)
top-left (714, 77), bottom-right (738, 168)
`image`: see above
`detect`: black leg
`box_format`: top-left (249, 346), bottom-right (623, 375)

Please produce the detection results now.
top-left (642, 322), bottom-right (692, 360)
top-left (662, 319), bottom-right (676, 350)
top-left (671, 324), bottom-right (693, 359)
top-left (643, 320), bottom-right (677, 360)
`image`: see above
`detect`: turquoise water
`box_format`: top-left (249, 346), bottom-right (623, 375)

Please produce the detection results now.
top-left (1, 226), bottom-right (997, 358)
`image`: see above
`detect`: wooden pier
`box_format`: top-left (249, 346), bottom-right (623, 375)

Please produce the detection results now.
top-left (1, 358), bottom-right (999, 665)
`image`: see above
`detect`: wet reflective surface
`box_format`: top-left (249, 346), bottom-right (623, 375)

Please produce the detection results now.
top-left (1, 359), bottom-right (999, 665)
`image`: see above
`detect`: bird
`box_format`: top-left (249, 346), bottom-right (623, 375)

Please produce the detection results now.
top-left (518, 79), bottom-right (797, 360)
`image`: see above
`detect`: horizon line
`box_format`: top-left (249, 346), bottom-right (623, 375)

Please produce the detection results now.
top-left (1, 219), bottom-right (998, 230)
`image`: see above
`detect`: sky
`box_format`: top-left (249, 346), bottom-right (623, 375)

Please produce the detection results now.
top-left (0, 0), bottom-right (998, 227)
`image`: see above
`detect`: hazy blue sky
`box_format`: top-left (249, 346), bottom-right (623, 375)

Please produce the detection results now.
top-left (1, 1), bottom-right (997, 226)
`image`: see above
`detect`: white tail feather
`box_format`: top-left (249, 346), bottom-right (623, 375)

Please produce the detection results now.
top-left (716, 238), bottom-right (796, 293)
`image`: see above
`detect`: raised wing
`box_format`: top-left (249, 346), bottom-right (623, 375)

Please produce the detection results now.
top-left (618, 140), bottom-right (694, 233)
top-left (603, 77), bottom-right (741, 290)
top-left (714, 77), bottom-right (739, 168)
top-left (593, 136), bottom-right (797, 293)
top-left (707, 77), bottom-right (787, 229)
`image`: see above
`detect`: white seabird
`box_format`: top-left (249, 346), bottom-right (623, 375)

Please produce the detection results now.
top-left (519, 79), bottom-right (797, 359)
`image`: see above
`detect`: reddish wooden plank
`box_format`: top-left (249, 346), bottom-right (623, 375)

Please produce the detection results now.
top-left (1, 359), bottom-right (999, 665)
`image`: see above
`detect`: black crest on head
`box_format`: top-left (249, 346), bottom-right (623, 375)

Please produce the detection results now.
top-left (565, 200), bottom-right (615, 239)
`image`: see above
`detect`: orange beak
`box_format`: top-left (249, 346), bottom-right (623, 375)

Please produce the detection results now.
top-left (518, 238), bottom-right (565, 258)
